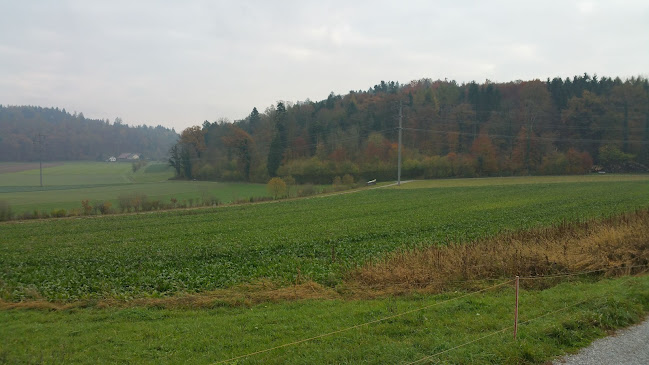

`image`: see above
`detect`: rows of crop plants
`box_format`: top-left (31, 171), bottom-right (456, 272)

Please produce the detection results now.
top-left (2, 178), bottom-right (648, 301)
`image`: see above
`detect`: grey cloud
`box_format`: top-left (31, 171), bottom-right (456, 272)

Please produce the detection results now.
top-left (1, 1), bottom-right (648, 130)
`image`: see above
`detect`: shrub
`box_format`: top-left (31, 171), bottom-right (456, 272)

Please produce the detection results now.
top-left (132, 160), bottom-right (147, 172)
top-left (0, 200), bottom-right (11, 221)
top-left (102, 201), bottom-right (113, 214)
top-left (92, 201), bottom-right (104, 215)
top-left (250, 196), bottom-right (272, 203)
top-left (81, 199), bottom-right (93, 215)
top-left (117, 193), bottom-right (147, 212)
top-left (196, 163), bottom-right (218, 180)
top-left (321, 187), bottom-right (335, 194)
top-left (19, 211), bottom-right (34, 220)
top-left (540, 152), bottom-right (568, 175)
top-left (142, 199), bottom-right (160, 211)
top-left (50, 209), bottom-right (67, 218)
top-left (599, 145), bottom-right (634, 168)
top-left (403, 159), bottom-right (424, 178)
top-left (297, 184), bottom-right (317, 197)
top-left (423, 155), bottom-right (453, 178)
top-left (342, 174), bottom-right (354, 186)
top-left (267, 177), bottom-right (287, 199)
top-left (117, 195), bottom-right (133, 213)
top-left (200, 191), bottom-right (220, 206)
top-left (92, 201), bottom-right (113, 215)
top-left (282, 175), bottom-right (296, 197)
top-left (132, 194), bottom-right (146, 212)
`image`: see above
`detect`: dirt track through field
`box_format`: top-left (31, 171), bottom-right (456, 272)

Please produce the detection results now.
top-left (0, 162), bottom-right (63, 174)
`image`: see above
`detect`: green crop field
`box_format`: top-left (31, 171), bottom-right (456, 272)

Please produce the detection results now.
top-left (0, 161), bottom-right (270, 214)
top-left (398, 174), bottom-right (649, 188)
top-left (2, 175), bottom-right (648, 301)
top-left (2, 174), bottom-right (649, 364)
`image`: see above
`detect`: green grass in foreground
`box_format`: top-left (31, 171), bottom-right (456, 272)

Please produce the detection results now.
top-left (1, 177), bottom-right (648, 301)
top-left (1, 276), bottom-right (648, 364)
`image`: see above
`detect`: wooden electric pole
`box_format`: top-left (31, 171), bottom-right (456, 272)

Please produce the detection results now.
top-left (35, 133), bottom-right (45, 187)
top-left (398, 101), bottom-right (403, 186)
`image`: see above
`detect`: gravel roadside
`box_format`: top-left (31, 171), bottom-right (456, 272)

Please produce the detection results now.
top-left (553, 317), bottom-right (649, 365)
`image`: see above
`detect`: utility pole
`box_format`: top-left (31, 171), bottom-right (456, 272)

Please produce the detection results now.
top-left (398, 101), bottom-right (403, 186)
top-left (35, 133), bottom-right (45, 187)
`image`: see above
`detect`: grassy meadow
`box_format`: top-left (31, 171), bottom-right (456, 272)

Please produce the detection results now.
top-left (1, 173), bottom-right (649, 363)
top-left (0, 161), bottom-right (270, 214)
top-left (1, 275), bottom-right (649, 363)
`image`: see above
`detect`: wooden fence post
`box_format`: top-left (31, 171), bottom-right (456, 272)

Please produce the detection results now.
top-left (514, 275), bottom-right (519, 339)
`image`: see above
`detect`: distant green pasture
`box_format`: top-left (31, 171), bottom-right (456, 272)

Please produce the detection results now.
top-left (0, 162), bottom-right (269, 214)
top-left (0, 161), bottom-right (137, 186)
top-left (397, 174), bottom-right (649, 189)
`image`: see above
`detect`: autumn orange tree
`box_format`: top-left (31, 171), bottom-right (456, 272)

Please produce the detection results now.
top-left (165, 75), bottom-right (649, 183)
top-left (470, 132), bottom-right (498, 176)
top-left (267, 177), bottom-right (287, 199)
top-left (222, 125), bottom-right (255, 180)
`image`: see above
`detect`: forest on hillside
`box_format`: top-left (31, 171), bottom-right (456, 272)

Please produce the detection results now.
top-left (169, 74), bottom-right (649, 184)
top-left (0, 106), bottom-right (178, 161)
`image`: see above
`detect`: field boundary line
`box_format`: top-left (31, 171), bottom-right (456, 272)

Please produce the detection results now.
top-left (359, 276), bottom-right (513, 287)
top-left (213, 280), bottom-right (512, 364)
top-left (310, 180), bottom-right (415, 199)
top-left (519, 264), bottom-right (649, 280)
top-left (357, 264), bottom-right (649, 288)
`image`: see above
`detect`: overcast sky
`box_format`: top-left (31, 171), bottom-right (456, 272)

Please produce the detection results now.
top-left (1, 1), bottom-right (648, 131)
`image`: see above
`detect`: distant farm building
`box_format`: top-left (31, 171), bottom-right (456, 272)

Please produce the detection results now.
top-left (117, 153), bottom-right (141, 161)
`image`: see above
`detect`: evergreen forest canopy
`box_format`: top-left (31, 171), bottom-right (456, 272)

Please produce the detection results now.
top-left (170, 74), bottom-right (649, 184)
top-left (0, 105), bottom-right (178, 161)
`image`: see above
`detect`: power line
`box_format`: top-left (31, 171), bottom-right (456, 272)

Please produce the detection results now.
top-left (213, 280), bottom-right (513, 364)
top-left (177, 127), bottom-right (399, 163)
top-left (401, 127), bottom-right (649, 145)
top-left (398, 101), bottom-right (403, 185)
top-left (34, 133), bottom-right (46, 187)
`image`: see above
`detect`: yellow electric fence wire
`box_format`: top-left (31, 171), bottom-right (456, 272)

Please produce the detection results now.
top-left (214, 280), bottom-right (513, 364)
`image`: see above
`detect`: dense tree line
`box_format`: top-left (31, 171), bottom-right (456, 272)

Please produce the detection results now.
top-left (169, 74), bottom-right (649, 183)
top-left (0, 105), bottom-right (178, 161)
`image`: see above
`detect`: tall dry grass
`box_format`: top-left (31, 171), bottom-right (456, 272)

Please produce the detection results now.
top-left (348, 209), bottom-right (649, 291)
top-left (5, 209), bottom-right (648, 310)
